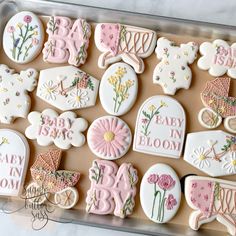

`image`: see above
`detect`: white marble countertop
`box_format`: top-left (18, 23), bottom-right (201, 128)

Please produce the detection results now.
top-left (1, 0), bottom-right (236, 235)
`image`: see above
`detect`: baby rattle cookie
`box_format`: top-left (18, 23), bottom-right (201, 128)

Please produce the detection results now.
top-left (87, 116), bottom-right (132, 160)
top-left (0, 129), bottom-right (30, 197)
top-left (153, 37), bottom-right (198, 95)
top-left (140, 163), bottom-right (181, 223)
top-left (37, 66), bottom-right (99, 111)
top-left (198, 39), bottom-right (236, 78)
top-left (86, 159), bottom-right (138, 218)
top-left (185, 175), bottom-right (236, 236)
top-left (0, 64), bottom-right (37, 124)
top-left (25, 108), bottom-right (88, 150)
top-left (99, 62), bottom-right (138, 116)
top-left (133, 95), bottom-right (186, 159)
top-left (43, 16), bottom-right (91, 66)
top-left (3, 11), bottom-right (44, 64)
top-left (95, 23), bottom-right (157, 74)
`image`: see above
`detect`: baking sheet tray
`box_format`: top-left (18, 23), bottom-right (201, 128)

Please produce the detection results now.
top-left (0, 0), bottom-right (235, 235)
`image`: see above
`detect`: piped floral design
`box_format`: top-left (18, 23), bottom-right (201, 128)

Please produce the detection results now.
top-left (192, 147), bottom-right (211, 169)
top-left (222, 152), bottom-right (236, 174)
top-left (39, 80), bottom-right (58, 101)
top-left (67, 89), bottom-right (89, 108)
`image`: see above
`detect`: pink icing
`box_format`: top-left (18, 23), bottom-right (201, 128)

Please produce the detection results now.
top-left (189, 180), bottom-right (215, 217)
top-left (43, 16), bottom-right (91, 66)
top-left (99, 23), bottom-right (120, 56)
top-left (86, 160), bottom-right (138, 218)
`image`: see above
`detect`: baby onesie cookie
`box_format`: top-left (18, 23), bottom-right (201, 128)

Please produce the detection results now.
top-left (3, 11), bottom-right (44, 64)
top-left (86, 159), bottom-right (138, 218)
top-left (26, 149), bottom-right (80, 209)
top-left (140, 163), bottom-right (181, 223)
top-left (43, 16), bottom-right (91, 66)
top-left (133, 95), bottom-right (186, 159)
top-left (184, 130), bottom-right (236, 177)
top-left (0, 129), bottom-right (29, 197)
top-left (153, 37), bottom-right (198, 95)
top-left (99, 63), bottom-right (138, 116)
top-left (198, 39), bottom-right (236, 78)
top-left (198, 77), bottom-right (236, 133)
top-left (25, 108), bottom-right (88, 150)
top-left (0, 64), bottom-right (37, 124)
top-left (87, 116), bottom-right (132, 160)
top-left (95, 23), bottom-right (157, 74)
top-left (185, 175), bottom-right (236, 236)
top-left (37, 66), bottom-right (99, 111)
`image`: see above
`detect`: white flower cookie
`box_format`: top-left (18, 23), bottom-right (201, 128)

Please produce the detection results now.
top-left (3, 11), bottom-right (44, 64)
top-left (153, 37), bottom-right (198, 95)
top-left (25, 108), bottom-right (88, 150)
top-left (198, 39), bottom-right (236, 78)
top-left (0, 64), bottom-right (37, 124)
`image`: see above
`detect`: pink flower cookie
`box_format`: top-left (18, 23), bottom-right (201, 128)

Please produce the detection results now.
top-left (185, 175), bottom-right (236, 236)
top-left (140, 163), bottom-right (181, 223)
top-left (86, 159), bottom-right (138, 218)
top-left (95, 23), bottom-right (157, 74)
top-left (43, 16), bottom-right (91, 67)
top-left (87, 116), bottom-right (132, 160)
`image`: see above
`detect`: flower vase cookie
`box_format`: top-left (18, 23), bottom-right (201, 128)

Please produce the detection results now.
top-left (140, 163), bottom-right (181, 223)
top-left (3, 11), bottom-right (44, 64)
top-left (153, 37), bottom-right (198, 95)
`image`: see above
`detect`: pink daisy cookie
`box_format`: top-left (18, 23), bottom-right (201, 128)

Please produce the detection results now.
top-left (87, 116), bottom-right (132, 160)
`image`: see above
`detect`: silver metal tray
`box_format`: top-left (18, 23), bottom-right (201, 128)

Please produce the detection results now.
top-left (0, 0), bottom-right (235, 235)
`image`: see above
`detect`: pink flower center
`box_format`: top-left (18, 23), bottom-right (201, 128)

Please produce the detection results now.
top-left (103, 131), bottom-right (115, 142)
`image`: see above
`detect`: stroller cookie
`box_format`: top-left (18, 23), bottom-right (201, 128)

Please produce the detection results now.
top-left (0, 64), bottom-right (37, 124)
top-left (86, 159), bottom-right (138, 218)
top-left (184, 130), bottom-right (236, 177)
top-left (43, 16), bottom-right (91, 66)
top-left (198, 39), bottom-right (236, 78)
top-left (25, 108), bottom-right (88, 150)
top-left (140, 163), bottom-right (181, 223)
top-left (198, 77), bottom-right (236, 133)
top-left (87, 116), bottom-right (132, 160)
top-left (37, 66), bottom-right (99, 111)
top-left (3, 11), bottom-right (44, 64)
top-left (99, 63), bottom-right (138, 116)
top-left (133, 95), bottom-right (186, 159)
top-left (153, 37), bottom-right (198, 95)
top-left (95, 23), bottom-right (156, 74)
top-left (0, 129), bottom-right (29, 197)
top-left (26, 149), bottom-right (80, 209)
top-left (185, 175), bottom-right (236, 236)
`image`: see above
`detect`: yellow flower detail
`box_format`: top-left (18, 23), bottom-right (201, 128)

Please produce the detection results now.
top-left (231, 160), bottom-right (236, 166)
top-left (115, 67), bottom-right (127, 78)
top-left (108, 75), bottom-right (118, 86)
top-left (34, 31), bottom-right (38, 36)
top-left (199, 154), bottom-right (206, 161)
top-left (47, 182), bottom-right (54, 189)
top-left (209, 99), bottom-right (214, 105)
top-left (219, 106), bottom-right (226, 114)
top-left (17, 23), bottom-right (23, 28)
top-left (160, 100), bottom-right (167, 107)
top-left (125, 80), bottom-right (134, 88)
top-left (117, 84), bottom-right (125, 94)
top-left (148, 105), bottom-right (156, 112)
top-left (2, 137), bottom-right (9, 144)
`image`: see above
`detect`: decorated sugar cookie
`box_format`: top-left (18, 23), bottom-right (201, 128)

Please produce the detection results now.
top-left (153, 37), bottom-right (198, 95)
top-left (3, 11), bottom-right (44, 64)
top-left (185, 175), bottom-right (236, 236)
top-left (184, 130), bottom-right (236, 177)
top-left (26, 149), bottom-right (80, 209)
top-left (133, 96), bottom-right (186, 159)
top-left (99, 63), bottom-right (138, 116)
top-left (25, 108), bottom-right (88, 150)
top-left (198, 77), bottom-right (236, 133)
top-left (86, 159), bottom-right (138, 218)
top-left (140, 163), bottom-right (181, 223)
top-left (43, 16), bottom-right (91, 66)
top-left (87, 116), bottom-right (132, 160)
top-left (95, 23), bottom-right (157, 74)
top-left (37, 66), bottom-right (99, 111)
top-left (198, 39), bottom-right (236, 78)
top-left (0, 64), bottom-right (37, 124)
top-left (0, 129), bottom-right (29, 197)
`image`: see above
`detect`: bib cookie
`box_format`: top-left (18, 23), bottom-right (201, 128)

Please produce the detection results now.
top-left (153, 37), bottom-right (198, 95)
top-left (99, 63), bottom-right (138, 116)
top-left (133, 95), bottom-right (186, 158)
top-left (37, 66), bottom-right (99, 111)
top-left (3, 11), bottom-right (44, 64)
top-left (0, 64), bottom-right (37, 124)
top-left (25, 108), bottom-right (88, 150)
top-left (140, 163), bottom-right (181, 223)
top-left (0, 129), bottom-right (29, 197)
